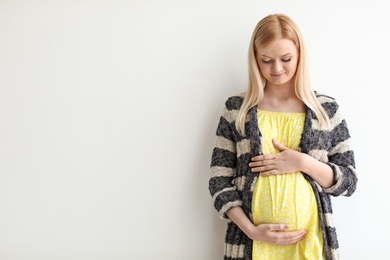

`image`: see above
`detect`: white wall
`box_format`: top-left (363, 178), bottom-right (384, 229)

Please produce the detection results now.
top-left (0, 0), bottom-right (388, 259)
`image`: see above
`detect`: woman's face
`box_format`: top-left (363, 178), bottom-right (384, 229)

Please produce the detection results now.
top-left (256, 38), bottom-right (299, 87)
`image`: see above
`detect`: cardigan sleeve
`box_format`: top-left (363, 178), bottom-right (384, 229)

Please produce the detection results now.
top-left (209, 100), bottom-right (242, 220)
top-left (321, 102), bottom-right (358, 197)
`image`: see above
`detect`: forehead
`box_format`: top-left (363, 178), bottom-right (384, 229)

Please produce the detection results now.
top-left (257, 38), bottom-right (298, 57)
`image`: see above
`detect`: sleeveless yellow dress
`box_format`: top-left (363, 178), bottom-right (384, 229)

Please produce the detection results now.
top-left (252, 109), bottom-right (325, 260)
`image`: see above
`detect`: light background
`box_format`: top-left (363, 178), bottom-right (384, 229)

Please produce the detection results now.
top-left (0, 0), bottom-right (388, 259)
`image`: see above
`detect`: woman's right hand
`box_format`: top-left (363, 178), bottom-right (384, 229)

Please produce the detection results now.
top-left (248, 223), bottom-right (306, 245)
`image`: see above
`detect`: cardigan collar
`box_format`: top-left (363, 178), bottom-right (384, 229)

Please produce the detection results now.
top-left (247, 105), bottom-right (261, 157)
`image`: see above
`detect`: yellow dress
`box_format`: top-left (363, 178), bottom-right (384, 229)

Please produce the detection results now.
top-left (252, 109), bottom-right (325, 260)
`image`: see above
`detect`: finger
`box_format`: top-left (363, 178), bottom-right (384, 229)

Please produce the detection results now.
top-left (251, 155), bottom-right (264, 161)
top-left (261, 154), bottom-right (276, 160)
top-left (251, 167), bottom-right (267, 173)
top-left (286, 230), bottom-right (306, 244)
top-left (252, 154), bottom-right (276, 162)
top-left (259, 170), bottom-right (277, 176)
top-left (272, 138), bottom-right (286, 151)
top-left (248, 160), bottom-right (263, 167)
top-left (249, 158), bottom-right (276, 168)
top-left (253, 165), bottom-right (276, 173)
top-left (267, 223), bottom-right (289, 231)
top-left (273, 230), bottom-right (306, 245)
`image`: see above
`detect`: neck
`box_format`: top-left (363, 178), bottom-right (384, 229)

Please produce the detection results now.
top-left (259, 83), bottom-right (305, 113)
top-left (264, 82), bottom-right (296, 99)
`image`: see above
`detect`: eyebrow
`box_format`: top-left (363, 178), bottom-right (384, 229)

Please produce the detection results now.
top-left (260, 53), bottom-right (293, 58)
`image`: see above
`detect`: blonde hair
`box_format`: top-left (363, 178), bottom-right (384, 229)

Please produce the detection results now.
top-left (236, 13), bottom-right (330, 134)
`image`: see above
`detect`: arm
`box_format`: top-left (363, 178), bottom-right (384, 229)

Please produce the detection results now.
top-left (300, 152), bottom-right (333, 188)
top-left (209, 102), bottom-right (242, 220)
top-left (249, 107), bottom-right (357, 196)
top-left (321, 120), bottom-right (358, 196)
top-left (249, 138), bottom-right (334, 188)
top-left (210, 99), bottom-right (307, 244)
top-left (312, 98), bottom-right (358, 196)
top-left (227, 207), bottom-right (307, 245)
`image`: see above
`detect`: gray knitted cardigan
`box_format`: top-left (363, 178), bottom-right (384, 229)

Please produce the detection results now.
top-left (209, 92), bottom-right (357, 260)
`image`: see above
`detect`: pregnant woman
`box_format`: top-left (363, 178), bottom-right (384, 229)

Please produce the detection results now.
top-left (209, 14), bottom-right (357, 260)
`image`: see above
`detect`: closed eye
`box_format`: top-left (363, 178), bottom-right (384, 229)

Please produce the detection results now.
top-left (261, 58), bottom-right (291, 63)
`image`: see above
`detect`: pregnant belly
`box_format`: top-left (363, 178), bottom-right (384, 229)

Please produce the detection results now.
top-left (251, 172), bottom-right (318, 231)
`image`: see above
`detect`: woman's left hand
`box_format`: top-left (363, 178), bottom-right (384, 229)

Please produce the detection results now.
top-left (249, 138), bottom-right (303, 176)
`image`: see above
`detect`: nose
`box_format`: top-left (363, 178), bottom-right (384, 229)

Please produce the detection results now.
top-left (272, 60), bottom-right (283, 72)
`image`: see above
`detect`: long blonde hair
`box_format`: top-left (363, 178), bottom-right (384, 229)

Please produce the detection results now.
top-left (236, 13), bottom-right (330, 135)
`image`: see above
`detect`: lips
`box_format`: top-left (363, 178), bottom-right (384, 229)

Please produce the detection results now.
top-left (271, 72), bottom-right (285, 77)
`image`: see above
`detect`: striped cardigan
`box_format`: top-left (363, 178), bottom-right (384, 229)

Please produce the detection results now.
top-left (209, 92), bottom-right (357, 260)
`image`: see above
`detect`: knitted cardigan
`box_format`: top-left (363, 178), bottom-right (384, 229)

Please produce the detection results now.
top-left (209, 92), bottom-right (357, 260)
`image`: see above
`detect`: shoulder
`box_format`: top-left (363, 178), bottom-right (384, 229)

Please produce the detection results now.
top-left (314, 91), bottom-right (340, 117)
top-left (314, 91), bottom-right (336, 104)
top-left (224, 92), bottom-right (246, 110)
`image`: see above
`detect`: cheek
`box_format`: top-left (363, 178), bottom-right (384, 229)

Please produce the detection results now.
top-left (287, 62), bottom-right (298, 73)
top-left (258, 63), bottom-right (269, 74)
top-left (257, 58), bottom-right (268, 73)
